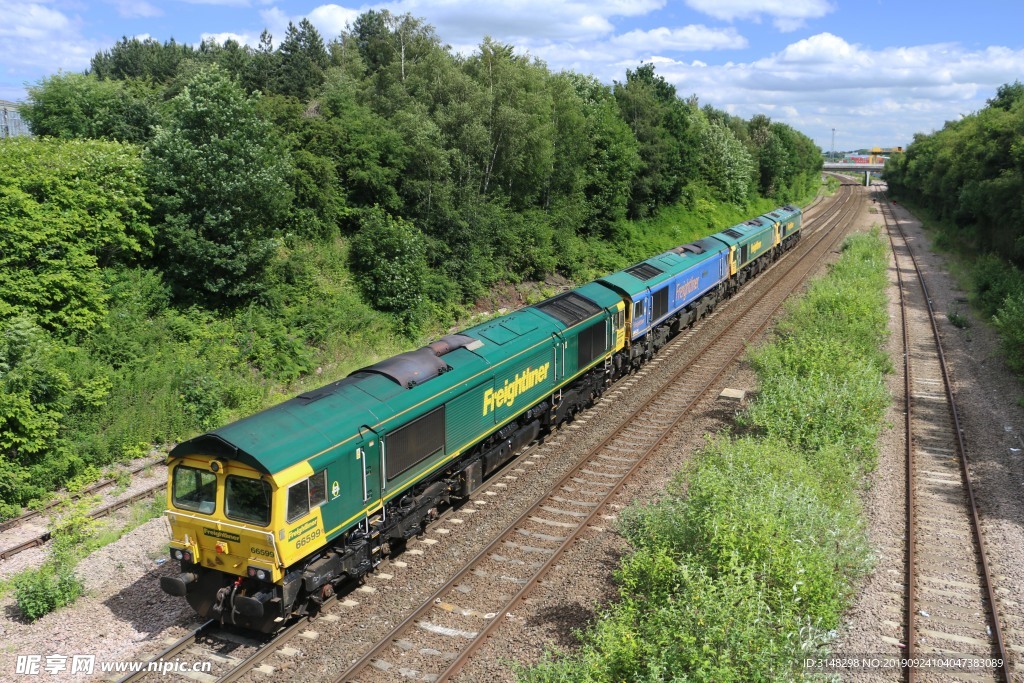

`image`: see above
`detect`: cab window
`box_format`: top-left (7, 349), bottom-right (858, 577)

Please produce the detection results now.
top-left (287, 470), bottom-right (328, 523)
top-left (633, 301), bottom-right (645, 318)
top-left (225, 476), bottom-right (272, 526)
top-left (172, 466), bottom-right (216, 515)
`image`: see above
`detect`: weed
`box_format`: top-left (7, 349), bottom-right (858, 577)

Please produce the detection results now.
top-left (948, 306), bottom-right (971, 329)
top-left (11, 564), bottom-right (83, 622)
top-left (112, 468), bottom-right (131, 494)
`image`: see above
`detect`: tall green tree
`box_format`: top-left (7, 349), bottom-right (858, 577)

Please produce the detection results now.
top-left (614, 64), bottom-right (688, 218)
top-left (91, 36), bottom-right (194, 83)
top-left (145, 65), bottom-right (293, 304)
top-left (464, 38), bottom-right (553, 206)
top-left (275, 19), bottom-right (330, 100)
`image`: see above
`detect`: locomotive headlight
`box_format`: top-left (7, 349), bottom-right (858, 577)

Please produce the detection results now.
top-left (247, 566), bottom-right (269, 581)
top-left (172, 549), bottom-right (183, 560)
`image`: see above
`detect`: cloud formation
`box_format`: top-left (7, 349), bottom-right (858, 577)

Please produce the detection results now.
top-left (0, 4), bottom-right (100, 75)
top-left (647, 33), bottom-right (1024, 147)
top-left (684, 0), bottom-right (834, 32)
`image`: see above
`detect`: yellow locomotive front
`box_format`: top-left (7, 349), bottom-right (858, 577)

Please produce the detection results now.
top-left (162, 456), bottom-right (286, 630)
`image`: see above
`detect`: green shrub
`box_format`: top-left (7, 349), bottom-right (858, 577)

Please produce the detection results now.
top-left (12, 564), bottom-right (84, 622)
top-left (971, 253), bottom-right (1024, 317)
top-left (993, 291), bottom-right (1024, 373)
top-left (624, 438), bottom-right (870, 628)
top-left (349, 208), bottom-right (428, 333)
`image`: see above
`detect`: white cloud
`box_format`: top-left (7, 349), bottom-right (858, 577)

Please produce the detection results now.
top-left (307, 4), bottom-right (361, 39)
top-left (685, 0), bottom-right (833, 32)
top-left (200, 31), bottom-right (257, 46)
top-left (644, 34), bottom-right (1024, 148)
top-left (0, 4), bottom-right (100, 74)
top-left (111, 0), bottom-right (163, 18)
top-left (177, 0), bottom-right (252, 6)
top-left (0, 4), bottom-right (71, 40)
top-left (611, 25), bottom-right (747, 52)
top-left (385, 0), bottom-right (664, 43)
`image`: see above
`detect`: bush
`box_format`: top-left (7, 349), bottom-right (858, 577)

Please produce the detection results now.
top-left (349, 208), bottom-right (429, 332)
top-left (993, 291), bottom-right (1024, 373)
top-left (0, 137), bottom-right (151, 338)
top-left (12, 564), bottom-right (84, 622)
top-left (972, 253), bottom-right (1024, 317)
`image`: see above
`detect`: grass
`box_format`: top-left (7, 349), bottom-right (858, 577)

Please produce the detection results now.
top-left (518, 229), bottom-right (891, 683)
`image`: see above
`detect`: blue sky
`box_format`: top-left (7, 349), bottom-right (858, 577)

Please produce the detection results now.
top-left (4, 1), bottom-right (1024, 150)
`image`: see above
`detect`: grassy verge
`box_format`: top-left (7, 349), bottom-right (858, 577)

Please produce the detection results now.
top-left (519, 229), bottom-right (890, 682)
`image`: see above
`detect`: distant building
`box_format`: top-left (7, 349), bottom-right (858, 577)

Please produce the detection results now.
top-left (1, 100), bottom-right (31, 138)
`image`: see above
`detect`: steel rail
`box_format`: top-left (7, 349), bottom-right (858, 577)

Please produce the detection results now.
top-left (0, 457), bottom-right (165, 533)
top-left (883, 198), bottom-right (918, 681)
top-left (0, 482), bottom-right (167, 560)
top-left (115, 620), bottom-right (217, 683)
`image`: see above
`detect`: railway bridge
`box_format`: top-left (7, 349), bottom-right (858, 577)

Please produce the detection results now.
top-left (822, 162), bottom-right (885, 185)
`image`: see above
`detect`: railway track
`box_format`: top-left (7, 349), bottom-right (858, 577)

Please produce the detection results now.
top-left (329, 186), bottom-right (863, 683)
top-left (883, 197), bottom-right (1014, 682)
top-left (0, 479), bottom-right (167, 561)
top-left (116, 595), bottom-right (352, 683)
top-left (0, 456), bottom-right (164, 533)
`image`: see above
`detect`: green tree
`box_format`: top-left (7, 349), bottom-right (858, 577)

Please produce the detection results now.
top-left (91, 36), bottom-right (194, 83)
top-left (0, 138), bottom-right (151, 336)
top-left (464, 39), bottom-right (553, 207)
top-left (349, 209), bottom-right (428, 330)
top-left (242, 30), bottom-right (278, 94)
top-left (693, 113), bottom-right (754, 203)
top-left (567, 73), bottom-right (641, 234)
top-left (21, 72), bottom-right (159, 143)
top-left (614, 63), bottom-right (688, 217)
top-left (275, 19), bottom-right (330, 100)
top-left (145, 65), bottom-right (293, 304)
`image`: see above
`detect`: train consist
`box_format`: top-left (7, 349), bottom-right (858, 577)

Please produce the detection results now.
top-left (160, 205), bottom-right (802, 631)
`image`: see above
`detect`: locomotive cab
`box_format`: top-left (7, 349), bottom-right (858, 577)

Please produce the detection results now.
top-left (162, 456), bottom-right (286, 632)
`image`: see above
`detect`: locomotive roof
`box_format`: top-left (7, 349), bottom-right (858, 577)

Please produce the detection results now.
top-left (597, 242), bottom-right (722, 299)
top-left (169, 294), bottom-right (620, 475)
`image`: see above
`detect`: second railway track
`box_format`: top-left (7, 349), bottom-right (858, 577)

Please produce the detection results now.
top-left (884, 196), bottom-right (1014, 682)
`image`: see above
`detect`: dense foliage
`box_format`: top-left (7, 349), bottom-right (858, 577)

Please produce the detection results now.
top-left (3, 12), bottom-right (821, 517)
top-left (887, 82), bottom-right (1024, 260)
top-left (886, 81), bottom-right (1024, 375)
top-left (521, 232), bottom-right (889, 682)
